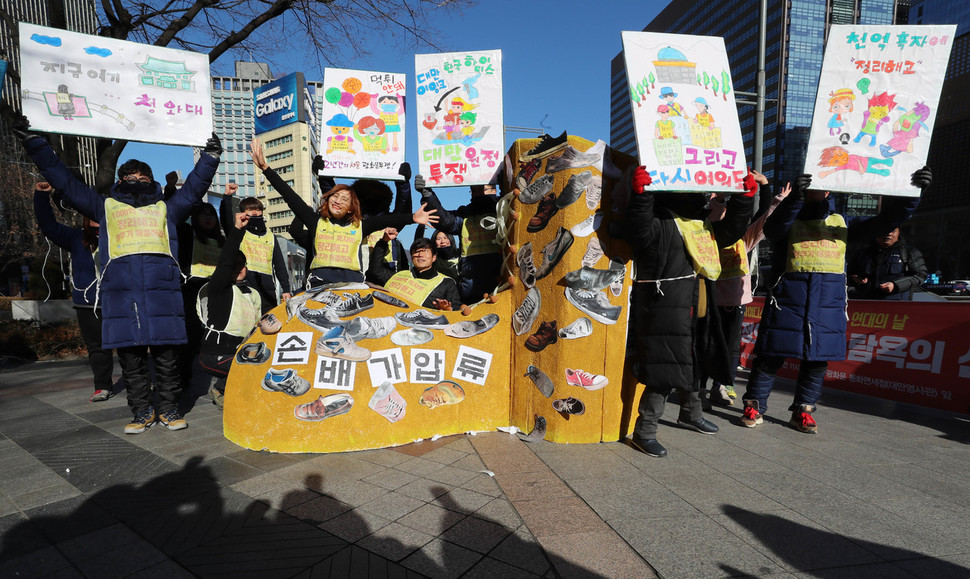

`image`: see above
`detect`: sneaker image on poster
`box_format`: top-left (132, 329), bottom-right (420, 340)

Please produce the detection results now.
top-left (545, 145), bottom-right (602, 173)
top-left (368, 382), bottom-right (407, 423)
top-left (395, 309), bottom-right (450, 329)
top-left (524, 364), bottom-right (554, 398)
top-left (373, 290), bottom-right (409, 309)
top-left (527, 191), bottom-right (559, 233)
top-left (558, 317), bottom-right (593, 340)
top-left (345, 316), bottom-right (397, 341)
top-left (513, 287), bottom-right (541, 336)
top-left (553, 397), bottom-right (586, 415)
top-left (564, 287), bottom-right (621, 325)
top-left (390, 328), bottom-right (434, 346)
top-left (444, 313), bottom-right (500, 338)
top-left (516, 243), bottom-right (538, 289)
top-left (315, 327), bottom-right (372, 361)
top-left (555, 171), bottom-right (593, 209)
top-left (285, 292), bottom-right (313, 321)
top-left (564, 264), bottom-right (624, 292)
top-left (295, 393), bottom-right (354, 422)
top-left (570, 212), bottom-right (604, 238)
top-left (609, 258), bottom-right (626, 297)
top-left (581, 238), bottom-right (604, 268)
top-left (297, 306), bottom-right (346, 332)
top-left (564, 368), bottom-right (609, 390)
top-left (262, 368), bottom-right (312, 396)
top-left (519, 174), bottom-right (555, 204)
top-left (309, 289), bottom-right (342, 307)
top-left (258, 313), bottom-right (282, 334)
top-left (535, 227), bottom-right (574, 280)
top-left (525, 320), bottom-right (557, 352)
top-left (419, 381), bottom-right (466, 409)
top-left (515, 157), bottom-right (542, 190)
top-left (585, 180), bottom-right (603, 211)
top-left (331, 292), bottom-right (374, 317)
top-left (520, 131), bottom-right (568, 161)
top-left (235, 342), bottom-right (271, 365)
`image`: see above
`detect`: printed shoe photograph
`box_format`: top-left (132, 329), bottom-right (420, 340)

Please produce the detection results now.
top-left (419, 380), bottom-right (466, 409)
top-left (390, 327), bottom-right (435, 346)
top-left (564, 287), bottom-right (621, 324)
top-left (513, 287), bottom-right (541, 335)
top-left (524, 364), bottom-right (555, 398)
top-left (235, 342), bottom-right (271, 365)
top-left (564, 368), bottom-right (609, 391)
top-left (262, 368), bottom-right (311, 396)
top-left (314, 327), bottom-right (372, 361)
top-left (294, 393), bottom-right (354, 422)
top-left (395, 309), bottom-right (450, 329)
top-left (444, 313), bottom-right (500, 338)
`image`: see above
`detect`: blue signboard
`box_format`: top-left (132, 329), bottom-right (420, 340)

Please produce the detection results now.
top-left (253, 72), bottom-right (307, 135)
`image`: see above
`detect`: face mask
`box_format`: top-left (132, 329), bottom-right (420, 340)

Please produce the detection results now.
top-left (246, 216), bottom-right (267, 235)
top-left (381, 104), bottom-right (396, 112)
top-left (118, 181), bottom-right (156, 204)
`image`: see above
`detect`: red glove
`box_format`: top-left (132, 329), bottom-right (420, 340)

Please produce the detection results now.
top-left (632, 166), bottom-right (652, 194)
top-left (740, 171), bottom-right (758, 198)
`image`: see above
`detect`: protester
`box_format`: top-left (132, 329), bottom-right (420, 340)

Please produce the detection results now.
top-left (741, 168), bottom-right (931, 433)
top-left (250, 138), bottom-right (437, 288)
top-left (367, 235), bottom-right (461, 310)
top-left (348, 160), bottom-right (414, 282)
top-left (626, 166), bottom-right (756, 458)
top-left (219, 183), bottom-right (291, 312)
top-left (33, 182), bottom-right (117, 403)
top-left (849, 227), bottom-right (927, 300)
top-left (14, 114), bottom-right (221, 434)
top-left (414, 225), bottom-right (460, 280)
top-left (196, 212), bottom-right (263, 410)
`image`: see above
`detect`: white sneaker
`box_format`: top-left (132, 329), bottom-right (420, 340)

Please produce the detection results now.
top-left (586, 180), bottom-right (603, 210)
top-left (558, 317), bottom-right (593, 340)
top-left (519, 174), bottom-right (555, 204)
top-left (609, 258), bottom-right (626, 297)
top-left (582, 238), bottom-right (604, 268)
top-left (345, 316), bottom-right (396, 341)
top-left (444, 313), bottom-right (500, 338)
top-left (368, 382), bottom-right (407, 422)
top-left (314, 327), bottom-right (372, 361)
top-left (513, 287), bottom-right (541, 336)
top-left (516, 242), bottom-right (537, 288)
top-left (570, 212), bottom-right (603, 238)
top-left (390, 328), bottom-right (434, 346)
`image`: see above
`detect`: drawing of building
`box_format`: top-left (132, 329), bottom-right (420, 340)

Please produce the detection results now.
top-left (137, 57), bottom-right (196, 91)
top-left (652, 46), bottom-right (697, 84)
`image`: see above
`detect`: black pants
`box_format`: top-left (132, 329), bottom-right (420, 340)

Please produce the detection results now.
top-left (198, 352), bottom-right (232, 394)
top-left (634, 387), bottom-right (704, 439)
top-left (75, 308), bottom-right (114, 391)
top-left (117, 345), bottom-right (181, 415)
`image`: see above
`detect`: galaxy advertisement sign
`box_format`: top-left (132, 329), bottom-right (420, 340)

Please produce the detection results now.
top-left (254, 72), bottom-right (308, 135)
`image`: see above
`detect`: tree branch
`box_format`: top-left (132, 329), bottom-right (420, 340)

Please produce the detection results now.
top-left (208, 0), bottom-right (296, 63)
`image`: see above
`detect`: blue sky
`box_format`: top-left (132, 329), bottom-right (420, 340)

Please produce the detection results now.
top-left (125, 1), bottom-right (671, 187)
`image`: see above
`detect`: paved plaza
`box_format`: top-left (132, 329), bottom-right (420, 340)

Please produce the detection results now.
top-left (1, 359), bottom-right (969, 578)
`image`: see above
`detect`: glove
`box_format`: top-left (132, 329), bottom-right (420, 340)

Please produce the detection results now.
top-left (203, 132), bottom-right (222, 157)
top-left (414, 174), bottom-right (430, 196)
top-left (165, 171), bottom-right (178, 186)
top-left (793, 173), bottom-right (812, 201)
top-left (740, 171), bottom-right (758, 198)
top-left (911, 166), bottom-right (932, 190)
top-left (398, 162), bottom-right (412, 181)
top-left (632, 165), bottom-right (652, 194)
top-left (10, 113), bottom-right (38, 142)
top-left (312, 155), bottom-right (324, 175)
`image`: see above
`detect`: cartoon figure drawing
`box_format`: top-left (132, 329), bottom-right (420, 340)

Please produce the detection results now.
top-left (355, 116), bottom-right (388, 154)
top-left (658, 87), bottom-right (685, 117)
top-left (326, 113), bottom-right (356, 155)
top-left (658, 86), bottom-right (691, 144)
top-left (690, 97), bottom-right (716, 129)
top-left (55, 84), bottom-right (76, 119)
top-left (826, 88), bottom-right (855, 136)
top-left (817, 146), bottom-right (893, 179)
top-left (655, 105), bottom-right (678, 140)
top-left (442, 97), bottom-right (478, 140)
top-left (370, 94), bottom-right (403, 152)
top-left (853, 91), bottom-right (897, 147)
top-left (880, 101), bottom-right (930, 158)
top-left (457, 111), bottom-right (477, 138)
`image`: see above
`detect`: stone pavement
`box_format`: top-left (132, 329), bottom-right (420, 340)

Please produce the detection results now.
top-left (1, 360), bottom-right (970, 578)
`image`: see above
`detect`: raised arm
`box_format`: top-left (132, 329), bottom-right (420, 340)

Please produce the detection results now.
top-left (23, 136), bottom-right (103, 222)
top-left (367, 237), bottom-right (397, 286)
top-left (625, 166), bottom-right (662, 251)
top-left (253, 138), bottom-right (318, 225)
top-left (219, 184), bottom-right (238, 233)
top-left (272, 240), bottom-right (292, 297)
top-left (209, 213), bottom-right (247, 294)
top-left (169, 133), bottom-right (222, 222)
top-left (393, 163), bottom-right (413, 214)
top-left (34, 184), bottom-right (81, 249)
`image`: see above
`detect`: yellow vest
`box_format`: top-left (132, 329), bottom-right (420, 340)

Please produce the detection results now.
top-left (240, 231), bottom-right (275, 276)
top-left (717, 239), bottom-right (750, 280)
top-left (787, 214), bottom-right (847, 273)
top-left (311, 219), bottom-right (363, 271)
top-left (672, 213), bottom-right (721, 280)
top-left (367, 230), bottom-right (396, 264)
top-left (190, 237), bottom-right (222, 278)
top-left (461, 215), bottom-right (496, 257)
top-left (104, 198), bottom-right (172, 259)
top-left (385, 270), bottom-right (448, 306)
top-left (196, 284), bottom-right (262, 338)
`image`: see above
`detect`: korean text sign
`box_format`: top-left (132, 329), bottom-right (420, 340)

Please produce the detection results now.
top-left (318, 67), bottom-right (406, 181)
top-left (803, 25), bottom-right (956, 197)
top-left (621, 31), bottom-right (747, 193)
top-left (414, 50), bottom-right (504, 187)
top-left (19, 23), bottom-right (213, 146)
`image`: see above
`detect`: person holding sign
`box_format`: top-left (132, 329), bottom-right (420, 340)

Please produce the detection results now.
top-left (13, 114), bottom-right (221, 435)
top-left (368, 235), bottom-right (461, 311)
top-left (249, 138), bottom-right (438, 288)
top-left (740, 168), bottom-right (931, 434)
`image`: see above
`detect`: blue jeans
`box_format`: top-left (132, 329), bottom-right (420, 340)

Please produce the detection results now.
top-left (742, 356), bottom-right (827, 414)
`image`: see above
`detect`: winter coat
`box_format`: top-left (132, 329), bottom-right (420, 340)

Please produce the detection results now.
top-left (33, 190), bottom-right (97, 307)
top-left (368, 239), bottom-right (461, 310)
top-left (849, 238), bottom-right (926, 300)
top-left (755, 194), bottom-right (920, 361)
top-left (24, 137), bottom-right (219, 349)
top-left (627, 191), bottom-right (753, 393)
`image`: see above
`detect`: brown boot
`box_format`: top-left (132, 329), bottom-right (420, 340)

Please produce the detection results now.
top-left (525, 320), bottom-right (558, 352)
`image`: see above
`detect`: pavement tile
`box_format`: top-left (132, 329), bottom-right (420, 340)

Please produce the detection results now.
top-left (489, 526), bottom-right (552, 576)
top-left (512, 496), bottom-right (611, 539)
top-left (278, 454), bottom-right (386, 487)
top-left (536, 530), bottom-right (656, 578)
top-left (461, 556), bottom-right (543, 579)
top-left (894, 553), bottom-right (970, 578)
top-left (318, 508), bottom-right (391, 542)
top-left (15, 424), bottom-right (113, 454)
top-left (400, 537), bottom-right (482, 578)
top-left (0, 544), bottom-right (75, 577)
top-left (421, 446), bottom-right (469, 465)
top-left (55, 522), bottom-right (144, 563)
top-left (423, 464), bottom-right (480, 487)
top-left (393, 435), bottom-right (464, 457)
top-left (442, 437), bottom-right (475, 454)
top-left (461, 473), bottom-right (503, 497)
top-left (75, 537), bottom-right (169, 577)
top-left (662, 470), bottom-right (788, 515)
top-left (191, 455), bottom-right (264, 486)
top-left (394, 456), bottom-right (449, 478)
top-left (396, 503), bottom-right (465, 536)
top-left (865, 463), bottom-right (970, 504)
top-left (225, 448), bottom-right (304, 471)
top-left (284, 495), bottom-right (352, 526)
top-left (356, 521), bottom-right (434, 562)
top-left (476, 445), bottom-right (548, 475)
top-left (440, 515), bottom-right (511, 554)
top-left (565, 476), bottom-right (700, 521)
top-left (10, 481), bottom-right (83, 512)
top-left (362, 469), bottom-right (419, 491)
top-left (230, 472), bottom-right (291, 497)
top-left (494, 470), bottom-right (575, 503)
top-left (358, 491), bottom-right (426, 521)
top-left (57, 448), bottom-right (176, 493)
top-left (790, 563), bottom-right (918, 578)
top-left (474, 498), bottom-right (523, 529)
top-left (396, 477), bottom-right (454, 502)
top-left (23, 493), bottom-right (118, 545)
top-left (435, 487), bottom-right (493, 515)
top-left (319, 479), bottom-right (388, 508)
top-left (353, 448), bottom-right (414, 468)
top-left (450, 452), bottom-right (487, 472)
top-left (304, 543), bottom-right (419, 579)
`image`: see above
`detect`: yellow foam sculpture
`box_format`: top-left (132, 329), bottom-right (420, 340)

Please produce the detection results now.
top-left (223, 135), bottom-right (641, 453)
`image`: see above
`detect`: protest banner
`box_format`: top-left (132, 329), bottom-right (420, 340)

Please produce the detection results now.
top-left (317, 68), bottom-right (406, 181)
top-left (415, 50), bottom-right (504, 187)
top-left (621, 31), bottom-right (747, 193)
top-left (18, 23), bottom-right (212, 146)
top-left (803, 25), bottom-right (956, 196)
top-left (741, 297), bottom-right (970, 415)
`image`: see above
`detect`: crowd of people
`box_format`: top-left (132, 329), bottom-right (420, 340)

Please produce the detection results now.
top-left (11, 112), bottom-right (932, 448)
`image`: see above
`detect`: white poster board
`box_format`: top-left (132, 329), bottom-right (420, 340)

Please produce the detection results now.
top-left (18, 23), bottom-right (212, 146)
top-left (414, 50), bottom-right (504, 187)
top-left (803, 25), bottom-right (956, 196)
top-left (318, 68), bottom-right (406, 181)
top-left (621, 32), bottom-right (748, 193)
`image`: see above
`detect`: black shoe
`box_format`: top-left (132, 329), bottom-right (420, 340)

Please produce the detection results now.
top-left (520, 131), bottom-right (568, 161)
top-left (629, 436), bottom-right (667, 458)
top-left (677, 416), bottom-right (719, 435)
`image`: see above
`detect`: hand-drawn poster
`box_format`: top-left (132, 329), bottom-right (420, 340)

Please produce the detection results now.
top-left (415, 50), bottom-right (504, 187)
top-left (18, 23), bottom-right (212, 146)
top-left (803, 25), bottom-right (956, 197)
top-left (318, 68), bottom-right (406, 181)
top-left (621, 32), bottom-right (747, 193)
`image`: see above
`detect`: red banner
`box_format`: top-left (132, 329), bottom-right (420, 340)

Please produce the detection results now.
top-left (741, 298), bottom-right (970, 415)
